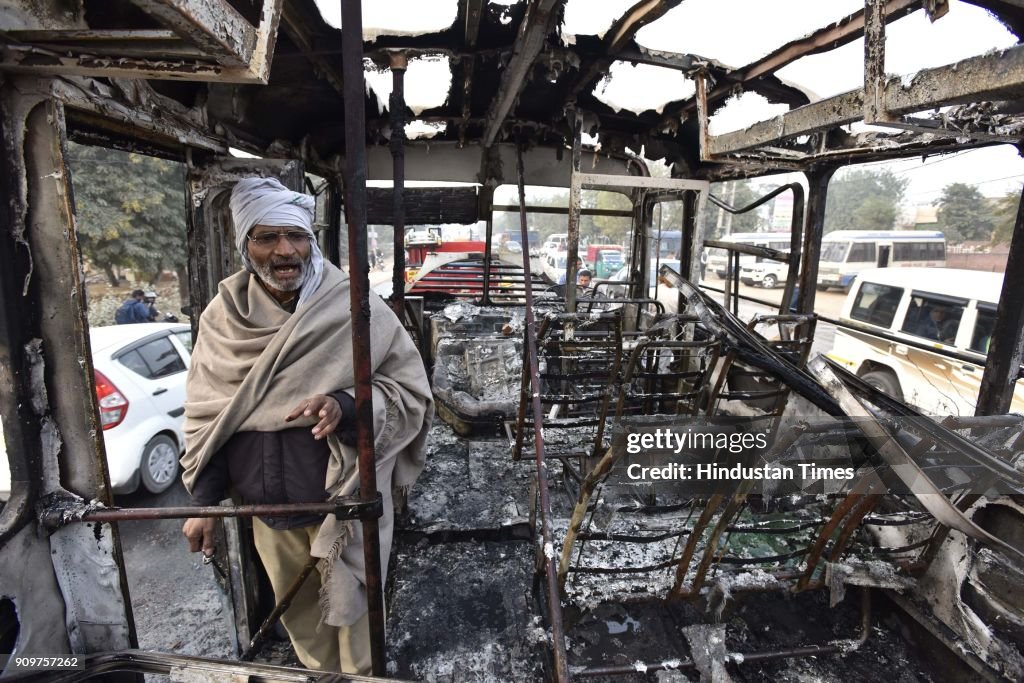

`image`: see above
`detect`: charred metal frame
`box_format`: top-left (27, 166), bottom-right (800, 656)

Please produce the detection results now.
top-left (1, 0), bottom-right (285, 83)
top-left (514, 144), bottom-right (571, 682)
top-left (1, 0), bottom-right (1023, 679)
top-left (0, 76), bottom-right (137, 655)
top-left (389, 52), bottom-right (408, 319)
top-left (340, 1), bottom-right (388, 675)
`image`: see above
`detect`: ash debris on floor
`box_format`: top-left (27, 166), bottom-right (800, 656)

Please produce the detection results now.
top-left (390, 420), bottom-right (544, 681)
top-left (386, 540), bottom-right (545, 682)
top-left (116, 482), bottom-right (235, 679)
top-left (403, 423), bottom-right (535, 535)
top-left (561, 591), bottom-right (951, 682)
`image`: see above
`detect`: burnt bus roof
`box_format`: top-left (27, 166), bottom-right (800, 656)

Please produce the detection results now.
top-left (4, 1), bottom-right (1024, 182)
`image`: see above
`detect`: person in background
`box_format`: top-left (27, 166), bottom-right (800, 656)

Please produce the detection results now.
top-left (114, 289), bottom-right (152, 324)
top-left (143, 291), bottom-right (161, 321)
top-left (577, 268), bottom-right (593, 291)
top-left (558, 257), bottom-right (585, 285)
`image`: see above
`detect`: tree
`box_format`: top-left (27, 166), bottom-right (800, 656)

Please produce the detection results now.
top-left (824, 168), bottom-right (908, 233)
top-left (69, 143), bottom-right (188, 289)
top-left (990, 186), bottom-right (1021, 245)
top-left (935, 182), bottom-right (995, 243)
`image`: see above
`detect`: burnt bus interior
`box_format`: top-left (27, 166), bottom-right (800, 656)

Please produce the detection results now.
top-left (3, 0), bottom-right (1024, 681)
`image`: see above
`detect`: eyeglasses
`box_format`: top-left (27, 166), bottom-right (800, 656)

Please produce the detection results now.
top-left (247, 231), bottom-right (313, 248)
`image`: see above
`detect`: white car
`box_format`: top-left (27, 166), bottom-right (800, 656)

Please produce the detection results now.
top-left (1, 323), bottom-right (192, 500)
top-left (740, 261), bottom-right (788, 289)
top-left (91, 323), bottom-right (192, 494)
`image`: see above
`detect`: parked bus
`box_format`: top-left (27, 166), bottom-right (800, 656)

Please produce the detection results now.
top-left (816, 230), bottom-right (946, 292)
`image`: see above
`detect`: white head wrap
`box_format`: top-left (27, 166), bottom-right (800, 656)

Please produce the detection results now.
top-left (230, 177), bottom-right (324, 308)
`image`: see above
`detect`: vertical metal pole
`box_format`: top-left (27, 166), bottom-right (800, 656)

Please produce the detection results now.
top-left (340, 1), bottom-right (386, 675)
top-left (389, 52), bottom-right (408, 319)
top-left (481, 185), bottom-right (494, 304)
top-left (516, 144), bottom-right (571, 683)
top-left (779, 185), bottom-right (805, 315)
top-left (976, 180), bottom-right (1024, 415)
top-left (325, 176), bottom-right (343, 267)
top-left (566, 111), bottom-right (583, 313)
top-left (796, 165), bottom-right (837, 316)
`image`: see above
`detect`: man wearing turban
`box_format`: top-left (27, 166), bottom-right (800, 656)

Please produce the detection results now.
top-left (180, 177), bottom-right (432, 673)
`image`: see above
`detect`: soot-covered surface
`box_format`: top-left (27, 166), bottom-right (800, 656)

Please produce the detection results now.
top-left (562, 590), bottom-right (953, 682)
top-left (402, 424), bottom-right (534, 536)
top-left (386, 539), bottom-right (545, 682)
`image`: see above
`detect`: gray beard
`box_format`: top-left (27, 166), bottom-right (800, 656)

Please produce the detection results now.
top-left (252, 255), bottom-right (309, 292)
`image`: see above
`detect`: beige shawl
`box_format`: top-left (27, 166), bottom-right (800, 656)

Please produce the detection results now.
top-left (181, 261), bottom-right (433, 626)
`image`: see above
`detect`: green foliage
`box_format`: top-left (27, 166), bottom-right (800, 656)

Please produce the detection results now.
top-left (990, 186), bottom-right (1021, 245)
top-left (69, 143), bottom-right (187, 285)
top-left (824, 168), bottom-right (908, 233)
top-left (935, 182), bottom-right (994, 243)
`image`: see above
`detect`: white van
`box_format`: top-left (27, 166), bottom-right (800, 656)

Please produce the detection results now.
top-left (543, 233), bottom-right (568, 256)
top-left (817, 230), bottom-right (945, 292)
top-left (706, 232), bottom-right (792, 285)
top-left (827, 268), bottom-right (1023, 416)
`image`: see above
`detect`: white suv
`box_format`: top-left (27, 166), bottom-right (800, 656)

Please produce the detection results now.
top-left (740, 262), bottom-right (787, 289)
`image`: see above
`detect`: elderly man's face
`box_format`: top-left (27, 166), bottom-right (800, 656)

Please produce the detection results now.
top-left (247, 224), bottom-right (312, 295)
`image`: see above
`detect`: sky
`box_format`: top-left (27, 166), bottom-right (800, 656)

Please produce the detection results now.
top-left (311, 0), bottom-right (1024, 205)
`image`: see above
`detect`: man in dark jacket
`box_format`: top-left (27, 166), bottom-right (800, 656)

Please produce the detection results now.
top-left (114, 289), bottom-right (151, 324)
top-left (180, 177), bottom-right (432, 674)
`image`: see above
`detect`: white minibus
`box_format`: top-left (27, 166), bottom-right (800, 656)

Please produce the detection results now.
top-left (817, 230), bottom-right (945, 292)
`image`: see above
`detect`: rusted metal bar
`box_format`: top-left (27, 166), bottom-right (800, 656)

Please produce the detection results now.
top-left (566, 111), bottom-right (583, 314)
top-left (38, 497), bottom-right (383, 530)
top-left (482, 186), bottom-right (495, 305)
top-left (781, 185), bottom-right (805, 315)
top-left (324, 176), bottom-right (344, 266)
top-left (390, 52), bottom-right (408, 319)
top-left (240, 556), bottom-right (319, 661)
top-left (670, 493), bottom-right (727, 597)
top-left (340, 0), bottom-right (387, 675)
top-left (695, 70), bottom-right (712, 161)
top-left (976, 177), bottom-right (1024, 415)
top-left (492, 205), bottom-right (634, 218)
top-left (463, 0), bottom-right (485, 47)
top-left (515, 143), bottom-right (571, 683)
